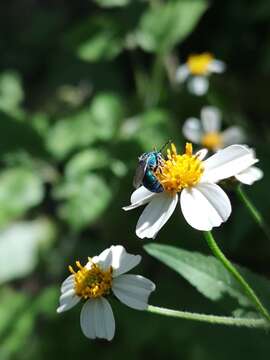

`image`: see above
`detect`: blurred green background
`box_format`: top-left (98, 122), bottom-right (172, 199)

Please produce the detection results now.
top-left (1, 0), bottom-right (270, 359)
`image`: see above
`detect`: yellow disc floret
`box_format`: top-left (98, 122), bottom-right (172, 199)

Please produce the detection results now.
top-left (69, 260), bottom-right (113, 299)
top-left (201, 132), bottom-right (223, 150)
top-left (155, 143), bottom-right (204, 194)
top-left (187, 53), bottom-right (214, 75)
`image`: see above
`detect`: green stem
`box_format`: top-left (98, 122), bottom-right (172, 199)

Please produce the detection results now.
top-left (204, 231), bottom-right (270, 322)
top-left (236, 185), bottom-right (270, 240)
top-left (147, 305), bottom-right (269, 329)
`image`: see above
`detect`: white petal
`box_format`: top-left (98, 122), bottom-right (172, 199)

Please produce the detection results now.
top-left (92, 248), bottom-right (113, 271)
top-left (187, 76), bottom-right (209, 96)
top-left (110, 245), bottom-right (141, 277)
top-left (221, 126), bottom-right (245, 146)
top-left (136, 193), bottom-right (178, 239)
top-left (208, 59), bottom-right (226, 73)
top-left (235, 166), bottom-right (264, 185)
top-left (61, 275), bottom-right (75, 293)
top-left (201, 106), bottom-right (221, 133)
top-left (182, 117), bottom-right (203, 143)
top-left (57, 289), bottom-right (80, 313)
top-left (112, 274), bottom-right (155, 310)
top-left (201, 145), bottom-right (258, 183)
top-left (180, 183), bottom-right (231, 231)
top-left (80, 298), bottom-right (115, 341)
top-left (123, 187), bottom-right (156, 211)
top-left (195, 148), bottom-right (208, 160)
top-left (176, 64), bottom-right (190, 83)
top-left (131, 186), bottom-right (153, 203)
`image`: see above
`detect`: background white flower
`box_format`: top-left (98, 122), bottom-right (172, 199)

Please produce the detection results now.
top-left (176, 53), bottom-right (225, 96)
top-left (123, 144), bottom-right (258, 238)
top-left (57, 245), bottom-right (155, 341)
top-left (183, 106), bottom-right (245, 151)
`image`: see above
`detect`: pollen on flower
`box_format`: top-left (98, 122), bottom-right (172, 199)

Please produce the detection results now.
top-left (187, 53), bottom-right (214, 75)
top-left (69, 259), bottom-right (113, 299)
top-left (155, 143), bottom-right (204, 194)
top-left (201, 132), bottom-right (223, 150)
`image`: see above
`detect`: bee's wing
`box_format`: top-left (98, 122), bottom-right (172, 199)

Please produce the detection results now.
top-left (133, 161), bottom-right (147, 189)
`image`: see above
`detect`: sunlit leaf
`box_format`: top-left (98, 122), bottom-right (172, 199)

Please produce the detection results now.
top-left (136, 0), bottom-right (208, 53)
top-left (121, 109), bottom-right (175, 151)
top-left (144, 243), bottom-right (270, 310)
top-left (94, 0), bottom-right (130, 7)
top-left (54, 174), bottom-right (112, 229)
top-left (65, 149), bottom-right (110, 178)
top-left (0, 219), bottom-right (56, 284)
top-left (0, 168), bottom-right (44, 227)
top-left (0, 71), bottom-right (24, 113)
top-left (67, 17), bottom-right (124, 62)
top-left (47, 93), bottom-right (123, 159)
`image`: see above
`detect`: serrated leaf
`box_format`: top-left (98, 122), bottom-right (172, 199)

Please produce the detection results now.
top-left (136, 0), bottom-right (208, 53)
top-left (0, 168), bottom-right (44, 227)
top-left (144, 243), bottom-right (270, 310)
top-left (0, 219), bottom-right (55, 284)
top-left (54, 174), bottom-right (112, 229)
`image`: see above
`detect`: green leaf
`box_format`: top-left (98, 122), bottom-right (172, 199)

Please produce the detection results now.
top-left (94, 0), bottom-right (130, 7)
top-left (54, 174), bottom-right (112, 229)
top-left (47, 93), bottom-right (123, 159)
top-left (0, 286), bottom-right (58, 359)
top-left (0, 71), bottom-right (24, 113)
top-left (136, 0), bottom-right (208, 53)
top-left (67, 17), bottom-right (124, 62)
top-left (0, 219), bottom-right (55, 284)
top-left (0, 288), bottom-right (33, 360)
top-left (0, 168), bottom-right (44, 227)
top-left (121, 109), bottom-right (174, 151)
top-left (65, 149), bottom-right (110, 178)
top-left (90, 92), bottom-right (124, 140)
top-left (0, 111), bottom-right (47, 159)
top-left (144, 243), bottom-right (270, 310)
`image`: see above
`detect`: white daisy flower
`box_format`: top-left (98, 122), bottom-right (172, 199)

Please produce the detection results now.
top-left (183, 106), bottom-right (245, 151)
top-left (176, 53), bottom-right (225, 96)
top-left (123, 143), bottom-right (258, 238)
top-left (57, 245), bottom-right (155, 341)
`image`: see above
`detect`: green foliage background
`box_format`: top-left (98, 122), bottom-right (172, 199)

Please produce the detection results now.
top-left (1, 0), bottom-right (270, 359)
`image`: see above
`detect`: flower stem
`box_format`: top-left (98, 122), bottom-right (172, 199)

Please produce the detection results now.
top-left (236, 185), bottom-right (270, 240)
top-left (204, 231), bottom-right (270, 322)
top-left (147, 305), bottom-right (269, 329)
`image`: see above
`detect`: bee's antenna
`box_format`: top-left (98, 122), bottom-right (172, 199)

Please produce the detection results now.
top-left (159, 139), bottom-right (172, 153)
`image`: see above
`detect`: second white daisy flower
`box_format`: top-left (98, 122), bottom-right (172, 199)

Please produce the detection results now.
top-left (57, 245), bottom-right (155, 341)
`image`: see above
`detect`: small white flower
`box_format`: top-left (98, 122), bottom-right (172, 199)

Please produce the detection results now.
top-left (183, 106), bottom-right (245, 151)
top-left (123, 143), bottom-right (258, 238)
top-left (176, 53), bottom-right (225, 96)
top-left (57, 245), bottom-right (155, 341)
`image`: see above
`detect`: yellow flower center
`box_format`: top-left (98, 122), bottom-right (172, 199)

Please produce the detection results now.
top-left (69, 260), bottom-right (113, 299)
top-left (187, 53), bottom-right (214, 75)
top-left (155, 143), bottom-right (204, 194)
top-left (201, 132), bottom-right (223, 150)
